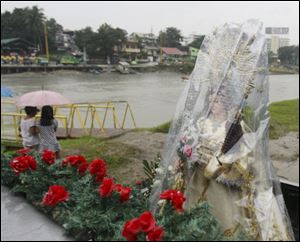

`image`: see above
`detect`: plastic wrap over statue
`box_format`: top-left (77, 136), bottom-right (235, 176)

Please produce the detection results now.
top-left (149, 19), bottom-right (294, 240)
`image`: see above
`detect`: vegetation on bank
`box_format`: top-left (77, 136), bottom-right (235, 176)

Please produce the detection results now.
top-left (149, 99), bottom-right (299, 139)
top-left (269, 99), bottom-right (299, 139)
top-left (156, 63), bottom-right (299, 75)
top-left (269, 65), bottom-right (299, 74)
top-left (60, 136), bottom-right (142, 181)
top-left (1, 136), bottom-right (142, 184)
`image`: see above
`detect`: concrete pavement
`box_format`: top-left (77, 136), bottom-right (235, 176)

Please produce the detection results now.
top-left (1, 186), bottom-right (73, 241)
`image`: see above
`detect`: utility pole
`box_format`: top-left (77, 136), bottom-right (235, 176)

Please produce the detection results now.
top-left (83, 46), bottom-right (87, 64)
top-left (159, 32), bottom-right (163, 64)
top-left (44, 22), bottom-right (49, 61)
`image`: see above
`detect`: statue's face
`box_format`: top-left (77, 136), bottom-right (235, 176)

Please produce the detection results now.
top-left (211, 99), bottom-right (225, 117)
top-left (211, 98), bottom-right (225, 118)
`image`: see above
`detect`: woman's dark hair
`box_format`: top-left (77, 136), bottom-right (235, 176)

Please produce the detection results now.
top-left (40, 105), bottom-right (54, 126)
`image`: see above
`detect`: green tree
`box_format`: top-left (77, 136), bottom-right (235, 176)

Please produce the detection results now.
top-left (1, 8), bottom-right (28, 40)
top-left (1, 6), bottom-right (46, 53)
top-left (24, 6), bottom-right (45, 51)
top-left (189, 35), bottom-right (205, 49)
top-left (158, 31), bottom-right (167, 47)
top-left (158, 27), bottom-right (183, 47)
top-left (74, 27), bottom-right (98, 58)
top-left (75, 24), bottom-right (127, 59)
top-left (1, 11), bottom-right (14, 39)
top-left (96, 23), bottom-right (127, 58)
top-left (278, 45), bottom-right (299, 65)
top-left (46, 18), bottom-right (63, 53)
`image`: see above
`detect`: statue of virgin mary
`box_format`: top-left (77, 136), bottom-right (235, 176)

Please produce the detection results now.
top-left (149, 19), bottom-right (294, 241)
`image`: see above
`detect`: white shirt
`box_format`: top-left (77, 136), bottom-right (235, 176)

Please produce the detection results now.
top-left (20, 118), bottom-right (40, 147)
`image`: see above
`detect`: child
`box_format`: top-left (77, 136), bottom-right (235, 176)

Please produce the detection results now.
top-left (20, 106), bottom-right (40, 151)
top-left (38, 105), bottom-right (61, 158)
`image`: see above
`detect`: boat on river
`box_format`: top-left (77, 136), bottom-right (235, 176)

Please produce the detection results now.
top-left (116, 61), bottom-right (136, 74)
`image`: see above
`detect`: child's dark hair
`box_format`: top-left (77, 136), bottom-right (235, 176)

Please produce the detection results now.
top-left (40, 105), bottom-right (54, 126)
top-left (24, 106), bottom-right (39, 116)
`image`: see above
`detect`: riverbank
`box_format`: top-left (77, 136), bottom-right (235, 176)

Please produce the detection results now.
top-left (133, 63), bottom-right (299, 75)
top-left (269, 65), bottom-right (299, 75)
top-left (3, 127), bottom-right (297, 185)
top-left (157, 63), bottom-right (299, 75)
top-left (144, 99), bottom-right (299, 139)
top-left (52, 129), bottom-right (300, 185)
top-left (2, 62), bottom-right (298, 75)
top-left (59, 99), bottom-right (298, 184)
top-left (269, 99), bottom-right (299, 139)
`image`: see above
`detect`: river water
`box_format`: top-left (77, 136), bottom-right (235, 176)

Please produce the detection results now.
top-left (1, 71), bottom-right (299, 127)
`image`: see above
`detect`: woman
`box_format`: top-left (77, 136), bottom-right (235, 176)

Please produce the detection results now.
top-left (38, 105), bottom-right (61, 158)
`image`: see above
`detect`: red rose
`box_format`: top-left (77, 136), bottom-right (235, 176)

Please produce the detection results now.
top-left (88, 159), bottom-right (107, 182)
top-left (146, 226), bottom-right (164, 241)
top-left (122, 212), bottom-right (164, 242)
top-left (171, 192), bottom-right (186, 212)
top-left (135, 180), bottom-right (142, 185)
top-left (120, 187), bottom-right (132, 203)
top-left (42, 149), bottom-right (56, 165)
top-left (159, 189), bottom-right (176, 200)
top-left (42, 185), bottom-right (69, 206)
top-left (62, 155), bottom-right (88, 174)
top-left (139, 211), bottom-right (156, 233)
top-left (114, 184), bottom-right (132, 203)
top-left (78, 162), bottom-right (89, 175)
top-left (10, 157), bottom-right (29, 174)
top-left (114, 184), bottom-right (123, 192)
top-left (62, 155), bottom-right (74, 166)
top-left (17, 148), bottom-right (31, 156)
top-left (160, 189), bottom-right (185, 212)
top-left (62, 155), bottom-right (87, 167)
top-left (99, 177), bottom-right (114, 197)
top-left (26, 156), bottom-right (37, 170)
top-left (122, 218), bottom-right (142, 241)
top-left (10, 155), bottom-right (37, 175)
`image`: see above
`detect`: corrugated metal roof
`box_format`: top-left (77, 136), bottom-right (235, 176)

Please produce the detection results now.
top-left (161, 47), bottom-right (185, 55)
top-left (1, 38), bottom-right (21, 45)
top-left (1, 38), bottom-right (34, 47)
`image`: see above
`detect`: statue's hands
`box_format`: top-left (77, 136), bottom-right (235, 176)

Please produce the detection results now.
top-left (175, 159), bottom-right (184, 172)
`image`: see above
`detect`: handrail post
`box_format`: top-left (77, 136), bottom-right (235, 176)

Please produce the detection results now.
top-left (89, 107), bottom-right (95, 136)
top-left (128, 104), bottom-right (137, 128)
top-left (83, 104), bottom-right (91, 135)
top-left (12, 115), bottom-right (18, 141)
top-left (122, 104), bottom-right (129, 129)
top-left (102, 102), bottom-right (110, 128)
top-left (69, 106), bottom-right (76, 137)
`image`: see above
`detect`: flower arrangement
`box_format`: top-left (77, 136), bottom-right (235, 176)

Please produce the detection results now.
top-left (1, 149), bottom-right (230, 241)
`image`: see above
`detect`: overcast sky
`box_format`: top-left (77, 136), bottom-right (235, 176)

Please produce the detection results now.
top-left (1, 1), bottom-right (299, 44)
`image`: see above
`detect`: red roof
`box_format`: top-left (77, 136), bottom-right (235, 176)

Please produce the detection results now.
top-left (161, 47), bottom-right (185, 55)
